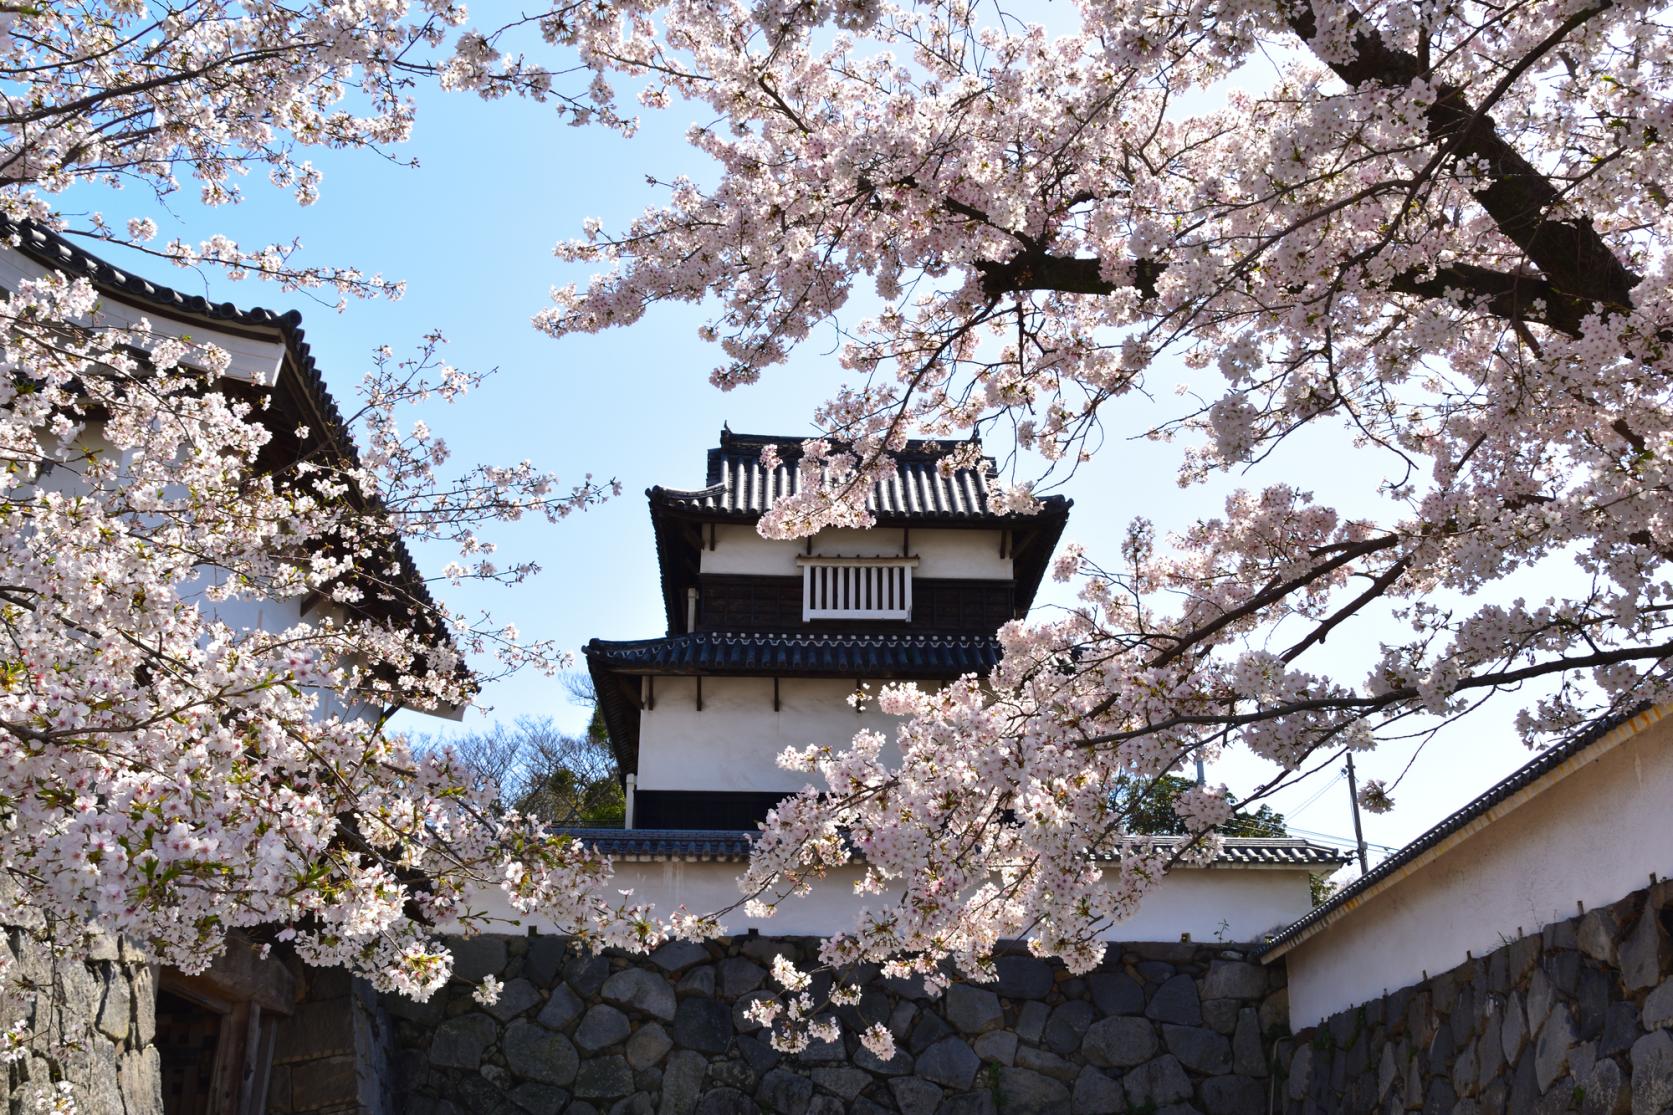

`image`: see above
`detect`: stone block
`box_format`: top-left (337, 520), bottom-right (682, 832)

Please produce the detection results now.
top-left (1146, 974), bottom-right (1202, 1026)
top-left (96, 968), bottom-right (132, 1041)
top-left (1233, 1008), bottom-right (1266, 1076)
top-left (289, 1054), bottom-right (359, 1111)
top-left (1088, 971), bottom-right (1144, 1017)
top-left (1623, 904), bottom-right (1671, 993)
top-left (603, 968), bottom-right (678, 1022)
top-left (678, 965), bottom-right (717, 997)
top-left (947, 984), bottom-right (1005, 1034)
top-left (692, 1088), bottom-right (754, 1115)
top-left (1580, 1056), bottom-right (1629, 1115)
top-left (451, 936), bottom-right (508, 984)
top-left (811, 1066), bottom-right (870, 1100)
top-left (573, 1055), bottom-right (634, 1100)
top-left (1165, 1024), bottom-right (1232, 1075)
top-left (1501, 992), bottom-right (1528, 1065)
top-left (1070, 1066), bottom-right (1124, 1115)
top-left (504, 1019), bottom-right (579, 1086)
top-left (650, 941), bottom-right (711, 974)
top-left (995, 1066), bottom-right (1070, 1114)
top-left (991, 956), bottom-right (1055, 1000)
top-left (1016, 1000), bottom-right (1051, 1043)
top-left (524, 936), bottom-right (568, 986)
top-left (537, 982), bottom-right (583, 1031)
top-left (757, 1067), bottom-right (814, 1114)
top-left (1015, 1044), bottom-right (1079, 1082)
top-left (484, 978), bottom-right (543, 1022)
top-left (889, 1077), bottom-right (943, 1115)
top-left (719, 958), bottom-right (767, 998)
top-left (1201, 1073), bottom-right (1264, 1115)
top-left (627, 1022), bottom-right (673, 1069)
top-left (1083, 1016), bottom-right (1158, 1068)
top-left (576, 1004), bottom-right (632, 1052)
top-left (1044, 1001), bottom-right (1094, 1055)
top-left (917, 1036), bottom-right (981, 1089)
top-left (1123, 1054), bottom-right (1193, 1108)
top-left (658, 1050), bottom-right (707, 1115)
top-left (510, 1082), bottom-right (569, 1114)
top-left (429, 1012), bottom-right (498, 1070)
top-left (1203, 961), bottom-right (1268, 1002)
top-left (1536, 1005), bottom-right (1577, 1093)
top-left (1632, 1029), bottom-right (1673, 1115)
top-left (976, 1030), bottom-right (1019, 1065)
top-left (673, 996), bottom-right (734, 1054)
top-left (1646, 978), bottom-right (1673, 1031)
top-left (565, 952), bottom-right (611, 997)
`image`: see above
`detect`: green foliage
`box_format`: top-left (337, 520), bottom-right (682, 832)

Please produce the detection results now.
top-left (1111, 773), bottom-right (1289, 837)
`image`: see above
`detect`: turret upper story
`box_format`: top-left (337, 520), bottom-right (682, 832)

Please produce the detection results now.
top-left (585, 430), bottom-right (1072, 827)
top-left (647, 429), bottom-right (1072, 637)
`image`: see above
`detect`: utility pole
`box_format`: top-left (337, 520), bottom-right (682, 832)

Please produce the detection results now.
top-left (1194, 755), bottom-right (1206, 786)
top-left (1345, 754), bottom-right (1370, 875)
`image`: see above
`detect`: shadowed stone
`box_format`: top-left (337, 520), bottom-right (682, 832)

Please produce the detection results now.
top-left (1201, 1074), bottom-right (1264, 1115)
top-left (659, 1050), bottom-right (707, 1115)
top-left (758, 1068), bottom-right (814, 1115)
top-left (1623, 904), bottom-right (1672, 992)
top-left (947, 984), bottom-right (1005, 1034)
top-left (674, 996), bottom-right (734, 1054)
top-left (504, 1019), bottom-right (579, 1086)
top-left (1534, 1005), bottom-right (1576, 1092)
top-left (650, 941), bottom-right (711, 973)
top-left (576, 1005), bottom-right (632, 1052)
top-left (510, 1082), bottom-right (569, 1115)
top-left (1045, 1001), bottom-right (1095, 1056)
top-left (431, 1013), bottom-right (497, 1070)
top-left (976, 1030), bottom-right (1020, 1065)
top-left (992, 956), bottom-right (1055, 999)
top-left (1146, 975), bottom-right (1202, 1026)
top-left (692, 1088), bottom-right (755, 1115)
top-left (1233, 1008), bottom-right (1266, 1077)
top-left (996, 1066), bottom-right (1070, 1114)
top-left (538, 983), bottom-right (583, 1031)
top-left (1203, 961), bottom-right (1267, 1002)
top-left (812, 1067), bottom-right (871, 1100)
top-left (1165, 1024), bottom-right (1232, 1075)
top-left (889, 1077), bottom-right (943, 1115)
top-left (484, 979), bottom-right (542, 1022)
top-left (1123, 1054), bottom-right (1193, 1108)
top-left (719, 958), bottom-right (767, 998)
top-left (573, 1055), bottom-right (634, 1100)
top-left (1071, 1067), bottom-right (1124, 1115)
top-left (1016, 1045), bottom-right (1079, 1082)
top-left (525, 937), bottom-right (568, 986)
top-left (1089, 972), bottom-right (1144, 1017)
top-left (1632, 1029), bottom-right (1673, 1115)
top-left (626, 1022), bottom-right (673, 1069)
top-left (1646, 978), bottom-right (1673, 1031)
top-left (1580, 1056), bottom-right (1628, 1115)
top-left (451, 937), bottom-right (508, 984)
top-left (603, 968), bottom-right (677, 1022)
top-left (1083, 1016), bottom-right (1158, 1068)
top-left (917, 1036), bottom-right (981, 1090)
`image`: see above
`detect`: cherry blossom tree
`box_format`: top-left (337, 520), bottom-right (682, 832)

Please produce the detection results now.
top-left (520, 0), bottom-right (1673, 1041)
top-left (0, 0), bottom-right (717, 1087)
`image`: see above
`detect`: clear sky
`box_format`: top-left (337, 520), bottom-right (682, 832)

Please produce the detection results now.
top-left (59, 58), bottom-right (1556, 885)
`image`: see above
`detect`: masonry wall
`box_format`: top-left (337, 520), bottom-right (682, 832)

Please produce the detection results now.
top-left (385, 935), bottom-right (1290, 1115)
top-left (1278, 877), bottom-right (1673, 1115)
top-left (2, 926), bottom-right (160, 1115)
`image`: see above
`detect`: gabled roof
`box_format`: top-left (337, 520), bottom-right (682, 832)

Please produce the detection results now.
top-left (649, 429), bottom-right (1072, 632)
top-left (1256, 702), bottom-right (1664, 960)
top-left (1, 219), bottom-right (454, 679)
top-left (563, 827), bottom-right (1348, 867)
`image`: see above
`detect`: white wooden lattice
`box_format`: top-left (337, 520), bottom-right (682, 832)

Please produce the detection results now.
top-left (798, 555), bottom-right (918, 620)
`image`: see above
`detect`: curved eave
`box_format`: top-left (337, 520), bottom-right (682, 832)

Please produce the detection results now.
top-left (3, 220), bottom-right (459, 694)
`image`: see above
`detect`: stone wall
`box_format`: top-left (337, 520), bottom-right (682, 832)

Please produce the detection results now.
top-left (1279, 878), bottom-right (1673, 1114)
top-left (2, 926), bottom-right (159, 1115)
top-left (383, 935), bottom-right (1288, 1115)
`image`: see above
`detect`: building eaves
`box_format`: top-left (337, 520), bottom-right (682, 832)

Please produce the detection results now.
top-left (585, 630), bottom-right (1005, 678)
top-left (2, 219), bottom-right (446, 644)
top-left (1255, 702), bottom-right (1665, 961)
top-left (561, 828), bottom-right (1349, 867)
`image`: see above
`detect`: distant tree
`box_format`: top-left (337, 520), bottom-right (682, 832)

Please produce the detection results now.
top-left (438, 679), bottom-right (624, 828)
top-left (1113, 775), bottom-right (1288, 839)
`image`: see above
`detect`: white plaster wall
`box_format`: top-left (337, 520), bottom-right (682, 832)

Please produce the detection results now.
top-left (0, 244), bottom-right (287, 385)
top-left (700, 525), bottom-right (1010, 580)
top-left (1284, 710), bottom-right (1673, 1029)
top-left (470, 860), bottom-right (1318, 942)
top-left (637, 677), bottom-right (914, 792)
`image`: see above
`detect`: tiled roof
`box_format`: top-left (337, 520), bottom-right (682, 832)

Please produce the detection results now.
top-left (562, 828), bottom-right (1348, 867)
top-left (585, 630), bottom-right (1004, 678)
top-left (1, 219), bottom-right (446, 642)
top-left (649, 428), bottom-right (1070, 523)
top-left (1256, 702), bottom-right (1662, 958)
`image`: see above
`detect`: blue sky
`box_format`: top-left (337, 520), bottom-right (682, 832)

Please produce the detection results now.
top-left (62, 67), bottom-right (1554, 874)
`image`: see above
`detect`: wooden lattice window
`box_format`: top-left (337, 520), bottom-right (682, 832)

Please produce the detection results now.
top-left (797, 555), bottom-right (918, 621)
